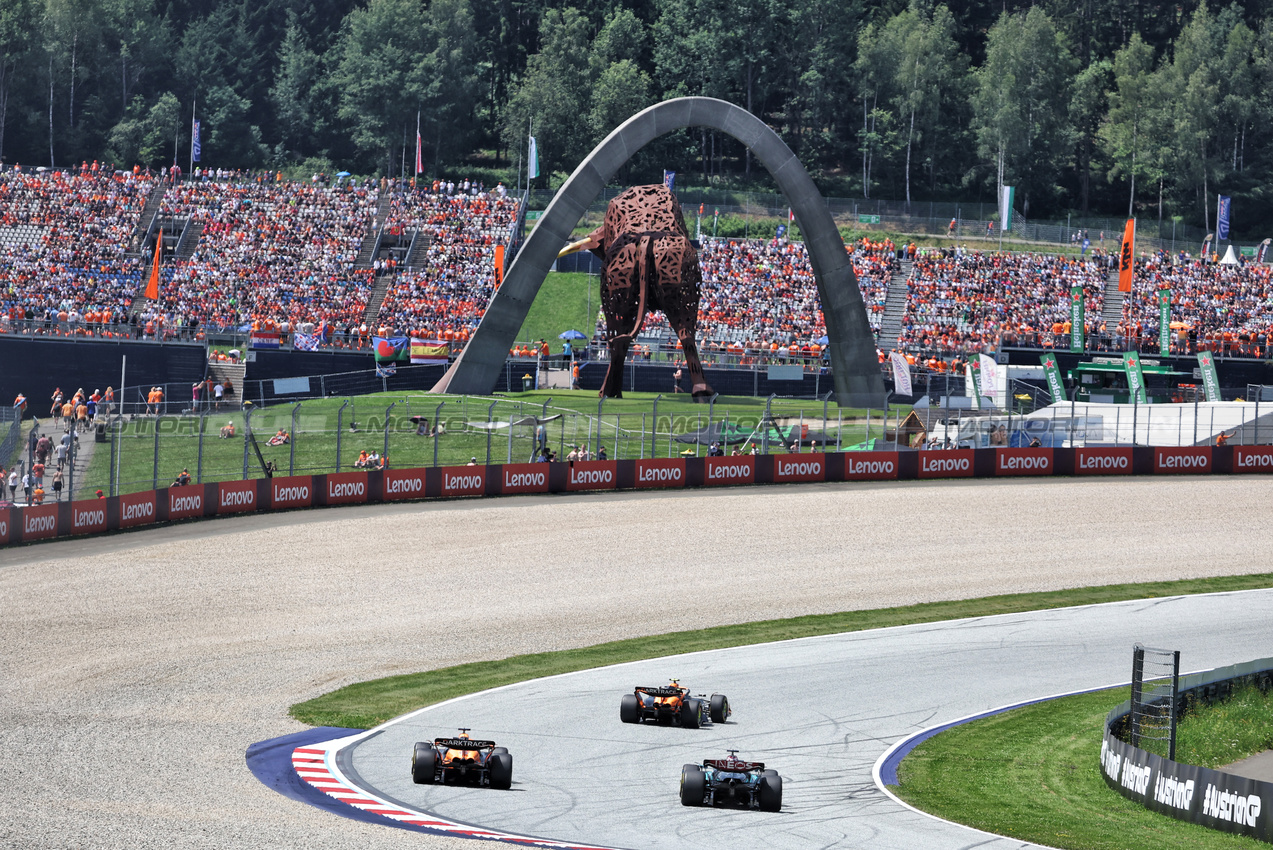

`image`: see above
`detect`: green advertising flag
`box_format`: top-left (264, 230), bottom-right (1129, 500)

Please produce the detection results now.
top-left (1158, 289), bottom-right (1171, 354)
top-left (1040, 354), bottom-right (1066, 402)
top-left (1123, 351), bottom-right (1148, 403)
top-left (1070, 286), bottom-right (1085, 352)
top-left (968, 358), bottom-right (982, 408)
top-left (1197, 351), bottom-right (1221, 402)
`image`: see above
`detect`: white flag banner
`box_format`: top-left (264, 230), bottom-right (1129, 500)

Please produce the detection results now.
top-left (527, 136), bottom-right (539, 179)
top-left (978, 353), bottom-right (1000, 407)
top-left (889, 351), bottom-right (912, 397)
top-left (999, 185), bottom-right (1014, 232)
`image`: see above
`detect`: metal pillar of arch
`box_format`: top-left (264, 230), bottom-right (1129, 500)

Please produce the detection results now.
top-left (432, 97), bottom-right (886, 407)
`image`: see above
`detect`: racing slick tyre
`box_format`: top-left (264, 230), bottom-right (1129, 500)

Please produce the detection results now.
top-left (680, 765), bottom-right (706, 806)
top-left (488, 752), bottom-right (513, 790)
top-left (709, 693), bottom-right (729, 724)
top-left (620, 693), bottom-right (640, 723)
top-left (412, 743), bottom-right (438, 784)
top-left (680, 698), bottom-right (702, 729)
top-left (758, 773), bottom-right (782, 812)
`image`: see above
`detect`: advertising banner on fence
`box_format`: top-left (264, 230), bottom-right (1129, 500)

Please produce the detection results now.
top-left (21, 504), bottom-right (59, 540)
top-left (0, 509), bottom-right (9, 545)
top-left (325, 472), bottom-right (369, 505)
top-left (168, 484), bottom-right (205, 520)
top-left (439, 466), bottom-right (485, 497)
top-left (499, 463), bottom-right (550, 495)
top-left (383, 468), bottom-right (427, 500)
top-left (1070, 287), bottom-right (1085, 352)
top-left (1198, 351), bottom-right (1222, 402)
top-left (918, 449), bottom-right (975, 478)
top-left (1234, 447), bottom-right (1273, 472)
top-left (634, 458), bottom-right (686, 489)
top-left (772, 454), bottom-right (826, 483)
top-left (1075, 447), bottom-right (1133, 475)
top-left (217, 480), bottom-right (258, 514)
top-left (704, 455), bottom-right (755, 486)
top-left (270, 475), bottom-right (314, 509)
top-left (118, 491), bottom-right (158, 528)
top-left (1123, 352), bottom-right (1148, 404)
top-left (843, 451), bottom-right (899, 480)
top-left (1154, 447), bottom-right (1211, 474)
top-left (995, 448), bottom-right (1054, 476)
top-left (566, 460), bottom-right (618, 491)
top-left (70, 499), bottom-right (108, 535)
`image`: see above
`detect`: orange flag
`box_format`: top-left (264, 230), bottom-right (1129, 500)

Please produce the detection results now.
top-left (144, 229), bottom-right (162, 300)
top-left (493, 244), bottom-right (505, 287)
top-left (1117, 218), bottom-right (1135, 293)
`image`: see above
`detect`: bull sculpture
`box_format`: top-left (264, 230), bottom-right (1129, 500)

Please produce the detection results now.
top-left (559, 184), bottom-right (713, 399)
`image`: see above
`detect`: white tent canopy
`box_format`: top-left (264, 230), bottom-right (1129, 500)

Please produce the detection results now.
top-left (1220, 244), bottom-right (1240, 264)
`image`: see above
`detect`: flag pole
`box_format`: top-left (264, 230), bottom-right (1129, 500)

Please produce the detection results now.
top-left (189, 98), bottom-right (196, 174)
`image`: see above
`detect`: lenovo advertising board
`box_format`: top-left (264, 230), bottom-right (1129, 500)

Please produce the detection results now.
top-left (21, 504), bottom-right (59, 541)
top-left (995, 448), bottom-right (1054, 476)
top-left (439, 466), bottom-right (485, 497)
top-left (843, 451), bottom-right (899, 480)
top-left (1154, 447), bottom-right (1211, 474)
top-left (1075, 447), bottom-right (1133, 475)
top-left (1234, 447), bottom-right (1273, 472)
top-left (566, 460), bottom-right (618, 492)
top-left (383, 468), bottom-right (427, 500)
top-left (918, 450), bottom-right (975, 479)
top-left (217, 480), bottom-right (258, 514)
top-left (270, 475), bottom-right (314, 509)
top-left (325, 472), bottom-right (369, 505)
top-left (168, 484), bottom-right (206, 519)
top-left (70, 499), bottom-right (108, 535)
top-left (633, 458), bottom-right (686, 489)
top-left (118, 491), bottom-right (158, 529)
top-left (772, 454), bottom-right (826, 483)
top-left (704, 456), bottom-right (755, 486)
top-left (0, 509), bottom-right (9, 545)
top-left (500, 463), bottom-right (550, 495)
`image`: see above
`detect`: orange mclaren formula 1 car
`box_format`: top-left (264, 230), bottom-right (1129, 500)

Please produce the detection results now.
top-left (680, 750), bottom-right (782, 811)
top-left (619, 679), bottom-right (730, 728)
top-left (411, 728), bottom-right (512, 789)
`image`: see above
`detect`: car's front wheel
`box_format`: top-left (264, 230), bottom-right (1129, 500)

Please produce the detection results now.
top-left (709, 693), bottom-right (729, 723)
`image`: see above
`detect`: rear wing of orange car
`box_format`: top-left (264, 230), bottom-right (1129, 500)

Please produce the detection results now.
top-left (434, 738), bottom-right (496, 750)
top-left (635, 686), bottom-right (684, 697)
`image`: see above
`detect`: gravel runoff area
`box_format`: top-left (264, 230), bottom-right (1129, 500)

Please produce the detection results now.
top-left (2, 476), bottom-right (1271, 849)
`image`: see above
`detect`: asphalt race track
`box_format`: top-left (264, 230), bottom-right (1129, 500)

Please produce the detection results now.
top-left (3, 476), bottom-right (1273, 849)
top-left (344, 590), bottom-right (1273, 849)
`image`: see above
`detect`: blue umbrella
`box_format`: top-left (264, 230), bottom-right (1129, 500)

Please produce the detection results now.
top-left (815, 335), bottom-right (830, 346)
top-left (558, 329), bottom-right (587, 340)
top-left (336, 171), bottom-right (351, 177)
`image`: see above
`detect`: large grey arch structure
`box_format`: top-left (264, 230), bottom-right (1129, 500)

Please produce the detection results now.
top-left (433, 97), bottom-right (887, 407)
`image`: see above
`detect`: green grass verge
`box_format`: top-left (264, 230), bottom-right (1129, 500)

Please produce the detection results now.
top-left (517, 271), bottom-right (600, 345)
top-left (289, 571), bottom-right (1273, 731)
top-left (895, 688), bottom-right (1266, 849)
top-left (1176, 684), bottom-right (1273, 769)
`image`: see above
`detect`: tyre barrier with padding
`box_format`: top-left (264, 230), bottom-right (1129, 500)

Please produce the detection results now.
top-left (5, 444), bottom-right (1273, 547)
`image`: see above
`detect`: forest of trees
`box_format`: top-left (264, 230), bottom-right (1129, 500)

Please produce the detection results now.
top-left (3, 0), bottom-right (1273, 232)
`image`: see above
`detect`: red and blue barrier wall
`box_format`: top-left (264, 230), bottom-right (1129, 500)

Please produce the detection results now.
top-left (4, 445), bottom-right (1271, 547)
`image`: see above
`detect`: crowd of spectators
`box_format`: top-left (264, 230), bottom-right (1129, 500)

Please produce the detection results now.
top-left (896, 247), bottom-right (1108, 357)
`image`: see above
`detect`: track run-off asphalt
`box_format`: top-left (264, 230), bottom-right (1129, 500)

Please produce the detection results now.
top-left (2, 476), bottom-right (1271, 849)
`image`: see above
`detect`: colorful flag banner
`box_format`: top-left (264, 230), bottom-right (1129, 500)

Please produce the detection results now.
top-left (1197, 351), bottom-right (1221, 402)
top-left (662, 170), bottom-right (675, 192)
top-left (1123, 351), bottom-right (1147, 404)
top-left (979, 353), bottom-right (1000, 407)
top-left (375, 362), bottom-right (397, 379)
top-left (144, 229), bottom-right (162, 300)
top-left (372, 336), bottom-right (410, 363)
top-left (775, 224), bottom-right (787, 240)
top-left (410, 338), bottom-right (449, 365)
top-left (293, 332), bottom-right (320, 351)
top-left (1040, 354), bottom-right (1066, 402)
top-left (191, 119), bottom-right (201, 163)
top-left (1258, 241), bottom-right (1269, 264)
top-left (889, 351), bottom-right (912, 397)
top-left (999, 185), bottom-right (1014, 232)
top-left (527, 136), bottom-right (539, 179)
top-left (493, 244), bottom-right (505, 287)
top-left (1118, 218), bottom-right (1135, 292)
top-left (967, 358), bottom-right (983, 409)
top-left (1201, 238), bottom-right (1212, 260)
top-left (1217, 195), bottom-right (1231, 241)
top-left (1070, 285), bottom-right (1085, 352)
top-left (1158, 288), bottom-right (1171, 354)
top-left (250, 331), bottom-right (281, 350)
top-left (414, 112), bottom-right (423, 175)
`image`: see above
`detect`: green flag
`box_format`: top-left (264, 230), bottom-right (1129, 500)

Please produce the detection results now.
top-left (1123, 351), bottom-right (1148, 404)
top-left (1040, 354), bottom-right (1066, 402)
top-left (1070, 286), bottom-right (1085, 352)
top-left (1197, 351), bottom-right (1221, 402)
top-left (1158, 289), bottom-right (1171, 354)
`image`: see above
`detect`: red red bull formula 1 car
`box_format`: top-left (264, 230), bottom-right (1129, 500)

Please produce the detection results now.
top-left (411, 728), bottom-right (512, 789)
top-left (680, 750), bottom-right (782, 811)
top-left (619, 679), bottom-right (730, 728)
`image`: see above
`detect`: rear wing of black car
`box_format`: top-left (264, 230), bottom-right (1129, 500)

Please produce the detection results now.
top-left (703, 759), bottom-right (763, 771)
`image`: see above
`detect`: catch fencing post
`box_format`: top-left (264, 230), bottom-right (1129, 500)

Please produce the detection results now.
top-left (291, 402), bottom-right (302, 475)
top-left (763, 394), bottom-right (775, 454)
top-left (384, 401), bottom-right (399, 464)
top-left (108, 417), bottom-right (118, 497)
top-left (433, 401), bottom-right (445, 467)
top-left (336, 401), bottom-right (349, 472)
top-left (153, 416), bottom-right (161, 490)
top-left (196, 413), bottom-right (205, 483)
top-left (486, 401), bottom-right (497, 465)
top-left (651, 395), bottom-right (662, 459)
top-left (507, 413), bottom-right (515, 463)
top-left (242, 408), bottom-right (253, 479)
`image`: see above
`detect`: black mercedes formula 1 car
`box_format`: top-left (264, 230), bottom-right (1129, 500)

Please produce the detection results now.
top-left (680, 750), bottom-right (781, 811)
top-left (619, 679), bottom-right (730, 728)
top-left (411, 728), bottom-right (512, 789)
